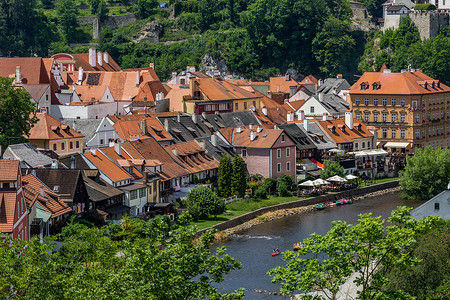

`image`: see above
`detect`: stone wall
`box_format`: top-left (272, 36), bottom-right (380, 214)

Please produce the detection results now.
top-left (197, 181), bottom-right (399, 235)
top-left (77, 14), bottom-right (137, 39)
top-left (409, 11), bottom-right (449, 40)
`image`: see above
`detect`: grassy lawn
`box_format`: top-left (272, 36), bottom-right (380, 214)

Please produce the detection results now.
top-left (191, 195), bottom-right (310, 230)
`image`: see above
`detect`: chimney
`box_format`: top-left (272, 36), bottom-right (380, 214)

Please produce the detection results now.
top-left (345, 111), bottom-right (353, 130)
top-left (337, 74), bottom-right (343, 79)
top-left (304, 119), bottom-right (309, 132)
top-left (97, 52), bottom-right (103, 66)
top-left (287, 111), bottom-right (294, 122)
top-left (109, 140), bottom-right (115, 147)
top-left (70, 155), bottom-right (76, 169)
top-left (177, 113), bottom-right (181, 123)
top-left (172, 72), bottom-right (177, 80)
top-left (164, 118), bottom-right (169, 132)
top-left (90, 148), bottom-right (97, 156)
top-left (15, 66), bottom-right (22, 84)
top-left (262, 106), bottom-right (268, 116)
top-left (250, 130), bottom-right (256, 141)
top-left (140, 119), bottom-right (148, 136)
top-left (211, 134), bottom-right (218, 147)
top-left (318, 92), bottom-right (324, 102)
top-left (103, 52), bottom-right (109, 64)
top-left (143, 170), bottom-right (149, 184)
top-left (171, 148), bottom-right (178, 157)
top-left (149, 63), bottom-right (154, 69)
top-left (322, 112), bottom-right (328, 121)
top-left (257, 126), bottom-right (262, 133)
top-left (298, 110), bottom-right (305, 121)
top-left (383, 69), bottom-right (391, 73)
top-left (114, 140), bottom-right (122, 156)
top-left (236, 127), bottom-right (242, 133)
top-left (51, 159), bottom-right (58, 169)
top-left (201, 112), bottom-right (207, 119)
top-left (77, 67), bottom-right (84, 85)
top-left (136, 70), bottom-right (140, 87)
top-left (318, 79), bottom-right (323, 87)
top-left (285, 73), bottom-right (290, 81)
top-left (89, 48), bottom-right (96, 67)
top-left (192, 113), bottom-right (197, 124)
top-left (40, 186), bottom-right (45, 197)
top-left (249, 124), bottom-right (254, 130)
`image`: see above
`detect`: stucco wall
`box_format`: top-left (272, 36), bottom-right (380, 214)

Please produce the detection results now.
top-left (50, 102), bottom-right (118, 120)
top-left (238, 148), bottom-right (270, 178)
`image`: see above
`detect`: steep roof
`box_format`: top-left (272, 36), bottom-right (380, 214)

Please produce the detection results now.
top-left (204, 111), bottom-right (261, 131)
top-left (27, 113), bottom-right (84, 141)
top-left (268, 75), bottom-right (299, 94)
top-left (296, 122), bottom-right (337, 150)
top-left (82, 151), bottom-right (132, 183)
top-left (317, 94), bottom-right (350, 116)
top-left (278, 123), bottom-right (316, 150)
top-left (59, 118), bottom-right (102, 147)
top-left (83, 175), bottom-right (124, 202)
top-left (113, 118), bottom-right (173, 142)
top-left (317, 78), bottom-right (351, 94)
top-left (0, 160), bottom-right (19, 181)
top-left (299, 75), bottom-right (318, 85)
top-left (0, 57), bottom-right (50, 84)
top-left (283, 100), bottom-right (306, 112)
top-left (71, 52), bottom-right (121, 72)
top-left (317, 119), bottom-right (373, 144)
top-left (165, 140), bottom-right (219, 174)
top-left (19, 84), bottom-right (49, 102)
top-left (34, 169), bottom-right (82, 202)
top-left (194, 78), bottom-right (261, 101)
top-left (219, 127), bottom-right (285, 149)
top-left (349, 71), bottom-right (450, 95)
top-left (166, 84), bottom-right (191, 111)
top-left (0, 192), bottom-right (17, 234)
top-left (2, 143), bottom-right (53, 168)
top-left (100, 147), bottom-right (144, 181)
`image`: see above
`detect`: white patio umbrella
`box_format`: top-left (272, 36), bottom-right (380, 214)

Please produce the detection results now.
top-left (345, 174), bottom-right (358, 180)
top-left (312, 178), bottom-right (330, 186)
top-left (327, 175), bottom-right (347, 183)
top-left (299, 180), bottom-right (315, 187)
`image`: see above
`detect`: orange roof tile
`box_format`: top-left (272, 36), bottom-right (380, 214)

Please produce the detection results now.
top-left (166, 84), bottom-right (191, 111)
top-left (194, 78), bottom-right (261, 101)
top-left (219, 127), bottom-right (284, 149)
top-left (299, 75), bottom-right (318, 85)
top-left (100, 147), bottom-right (144, 180)
top-left (83, 151), bottom-right (132, 183)
top-left (268, 75), bottom-right (299, 94)
top-left (27, 113), bottom-right (84, 141)
top-left (165, 140), bottom-right (219, 174)
top-left (349, 71), bottom-right (450, 95)
top-left (0, 160), bottom-right (19, 181)
top-left (317, 119), bottom-right (373, 144)
top-left (70, 52), bottom-right (121, 72)
top-left (283, 100), bottom-right (306, 111)
top-left (0, 192), bottom-right (17, 234)
top-left (0, 57), bottom-right (50, 84)
top-left (224, 79), bottom-right (269, 86)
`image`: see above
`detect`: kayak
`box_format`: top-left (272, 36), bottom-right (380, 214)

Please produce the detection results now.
top-left (330, 203), bottom-right (337, 207)
top-left (272, 250), bottom-right (280, 257)
top-left (316, 203), bottom-right (326, 210)
top-left (293, 242), bottom-right (303, 251)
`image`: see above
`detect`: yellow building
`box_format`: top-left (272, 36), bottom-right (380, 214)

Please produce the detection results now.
top-left (27, 113), bottom-right (84, 156)
top-left (349, 70), bottom-right (450, 153)
top-left (182, 78), bottom-right (262, 115)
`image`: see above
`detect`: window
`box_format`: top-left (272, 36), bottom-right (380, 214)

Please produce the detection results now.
top-left (69, 141), bottom-right (73, 149)
top-left (355, 142), bottom-right (358, 149)
top-left (76, 141), bottom-right (80, 148)
top-left (53, 143), bottom-right (57, 151)
top-left (277, 163), bottom-right (281, 172)
top-left (253, 101), bottom-right (256, 108)
top-left (382, 98), bottom-right (387, 106)
top-left (281, 134), bottom-right (285, 142)
top-left (362, 142), bottom-right (365, 148)
top-left (243, 102), bottom-right (247, 109)
top-left (364, 98), bottom-right (369, 106)
top-left (429, 96), bottom-right (431, 105)
top-left (415, 114), bottom-right (420, 123)
top-left (242, 149), bottom-right (247, 157)
top-left (433, 126), bottom-right (435, 136)
top-left (400, 129), bottom-right (405, 138)
top-left (373, 98), bottom-right (378, 106)
top-left (355, 98), bottom-right (360, 105)
top-left (367, 141), bottom-right (370, 148)
top-left (437, 126), bottom-right (440, 135)
top-left (364, 112), bottom-right (369, 122)
top-left (382, 129), bottom-right (387, 138)
top-left (373, 113), bottom-right (379, 122)
top-left (356, 112), bottom-right (361, 120)
top-left (391, 113), bottom-right (397, 122)
top-left (401, 98), bottom-right (406, 106)
top-left (139, 188), bottom-right (146, 198)
top-left (391, 98), bottom-right (396, 106)
top-left (235, 103), bottom-right (238, 110)
top-left (61, 142), bottom-right (65, 150)
top-left (412, 100), bottom-right (417, 108)
top-left (392, 129), bottom-right (397, 138)
top-left (310, 106), bottom-right (315, 113)
top-left (286, 147), bottom-right (290, 157)
top-left (277, 149), bottom-right (281, 158)
top-left (441, 95), bottom-right (444, 104)
top-left (286, 162), bottom-right (291, 171)
top-left (130, 190), bottom-right (137, 200)
top-left (100, 139), bottom-right (104, 145)
top-left (400, 113), bottom-right (406, 122)
top-left (429, 127), bottom-right (432, 136)
top-left (415, 129), bottom-right (420, 139)
top-left (422, 128), bottom-right (425, 138)
top-left (434, 202), bottom-right (440, 211)
top-left (382, 112), bottom-right (387, 122)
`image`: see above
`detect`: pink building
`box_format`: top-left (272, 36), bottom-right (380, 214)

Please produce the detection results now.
top-left (218, 126), bottom-right (296, 180)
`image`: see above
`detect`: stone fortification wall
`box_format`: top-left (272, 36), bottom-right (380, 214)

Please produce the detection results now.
top-left (409, 10), bottom-right (449, 40)
top-left (197, 181), bottom-right (400, 236)
top-left (77, 14), bottom-right (136, 39)
top-left (383, 14), bottom-right (403, 31)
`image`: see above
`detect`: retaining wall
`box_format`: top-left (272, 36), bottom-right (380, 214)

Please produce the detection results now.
top-left (197, 180), bottom-right (399, 235)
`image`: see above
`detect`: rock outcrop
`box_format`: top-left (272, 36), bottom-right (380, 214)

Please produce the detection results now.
top-left (134, 21), bottom-right (164, 43)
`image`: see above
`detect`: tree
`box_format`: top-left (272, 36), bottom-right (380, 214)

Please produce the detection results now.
top-left (320, 160), bottom-right (345, 179)
top-left (0, 77), bottom-right (38, 149)
top-left (399, 146), bottom-right (450, 200)
top-left (218, 155), bottom-right (232, 197)
top-left (277, 174), bottom-right (294, 191)
top-left (231, 155), bottom-right (247, 197)
top-left (186, 186), bottom-right (225, 220)
top-left (55, 0), bottom-right (78, 40)
top-left (89, 0), bottom-right (108, 21)
top-left (134, 0), bottom-right (158, 19)
top-left (263, 178), bottom-right (277, 195)
top-left (268, 206), bottom-right (442, 299)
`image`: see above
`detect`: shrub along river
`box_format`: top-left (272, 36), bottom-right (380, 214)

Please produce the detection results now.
top-left (211, 191), bottom-right (423, 299)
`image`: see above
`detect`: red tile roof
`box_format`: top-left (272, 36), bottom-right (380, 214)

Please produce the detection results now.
top-left (349, 71), bottom-right (450, 95)
top-left (100, 147), bottom-right (144, 180)
top-left (299, 75), bottom-right (318, 85)
top-left (0, 58), bottom-right (50, 84)
top-left (219, 127), bottom-right (284, 149)
top-left (317, 119), bottom-right (373, 144)
top-left (283, 100), bottom-right (306, 111)
top-left (83, 151), bottom-right (132, 183)
top-left (166, 84), bottom-right (191, 111)
top-left (194, 78), bottom-right (261, 101)
top-left (71, 52), bottom-right (121, 72)
top-left (268, 75), bottom-right (299, 94)
top-left (0, 192), bottom-right (17, 234)
top-left (0, 160), bottom-right (19, 181)
top-left (165, 141), bottom-right (219, 174)
top-left (27, 113), bottom-right (84, 141)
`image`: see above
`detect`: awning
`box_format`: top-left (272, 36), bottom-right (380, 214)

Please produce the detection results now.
top-left (384, 142), bottom-right (411, 148)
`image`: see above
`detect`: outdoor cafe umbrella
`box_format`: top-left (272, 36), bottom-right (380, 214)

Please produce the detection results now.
top-left (299, 180), bottom-right (315, 187)
top-left (345, 174), bottom-right (358, 180)
top-left (327, 175), bottom-right (347, 183)
top-left (312, 178), bottom-right (330, 186)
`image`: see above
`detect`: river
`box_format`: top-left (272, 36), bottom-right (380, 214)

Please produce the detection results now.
top-left (212, 191), bottom-right (423, 299)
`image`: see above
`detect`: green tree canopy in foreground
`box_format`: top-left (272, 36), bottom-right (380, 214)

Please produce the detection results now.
top-left (0, 77), bottom-right (38, 149)
top-left (320, 160), bottom-right (345, 179)
top-left (399, 146), bottom-right (450, 200)
top-left (268, 206), bottom-right (442, 300)
top-left (0, 216), bottom-right (244, 299)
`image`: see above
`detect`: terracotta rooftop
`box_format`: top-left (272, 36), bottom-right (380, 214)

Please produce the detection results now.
top-left (268, 75), bottom-right (299, 94)
top-left (82, 150), bottom-right (132, 183)
top-left (194, 78), bottom-right (261, 101)
top-left (349, 71), bottom-right (450, 95)
top-left (0, 192), bottom-right (17, 234)
top-left (113, 117), bottom-right (173, 142)
top-left (165, 140), bottom-right (219, 174)
top-left (283, 100), bottom-right (306, 112)
top-left (27, 113), bottom-right (84, 141)
top-left (224, 79), bottom-right (269, 86)
top-left (299, 75), bottom-right (318, 85)
top-left (70, 52), bottom-right (121, 72)
top-left (0, 160), bottom-right (19, 181)
top-left (317, 119), bottom-right (373, 144)
top-left (0, 57), bottom-right (50, 84)
top-left (166, 84), bottom-right (191, 111)
top-left (219, 127), bottom-right (284, 149)
top-left (100, 146), bottom-right (144, 181)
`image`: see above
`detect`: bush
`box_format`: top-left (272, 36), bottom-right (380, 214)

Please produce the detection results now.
top-left (186, 187), bottom-right (225, 220)
top-left (176, 12), bottom-right (200, 32)
top-left (414, 3), bottom-right (436, 11)
top-left (277, 182), bottom-right (292, 197)
top-left (263, 178), bottom-right (277, 195)
top-left (277, 174), bottom-right (294, 191)
top-left (254, 186), bottom-right (267, 199)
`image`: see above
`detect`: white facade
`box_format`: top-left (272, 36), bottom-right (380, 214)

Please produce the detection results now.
top-left (50, 102), bottom-right (119, 120)
top-left (86, 117), bottom-right (120, 148)
top-left (298, 97), bottom-right (330, 119)
top-left (411, 188), bottom-right (450, 220)
top-left (123, 187), bottom-right (148, 217)
top-left (437, 0), bottom-right (450, 10)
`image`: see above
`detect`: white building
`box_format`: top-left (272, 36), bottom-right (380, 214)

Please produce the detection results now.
top-left (411, 185), bottom-right (450, 220)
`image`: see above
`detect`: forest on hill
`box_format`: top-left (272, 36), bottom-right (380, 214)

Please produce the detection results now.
top-left (0, 0), bottom-right (449, 83)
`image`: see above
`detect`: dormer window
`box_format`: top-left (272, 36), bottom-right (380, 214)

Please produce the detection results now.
top-left (327, 125), bottom-right (336, 134)
top-left (51, 126), bottom-right (60, 134)
top-left (340, 125), bottom-right (346, 133)
top-left (372, 82), bottom-right (381, 90)
top-left (360, 82), bottom-right (369, 90)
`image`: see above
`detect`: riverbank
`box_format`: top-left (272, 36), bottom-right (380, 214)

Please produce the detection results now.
top-left (207, 182), bottom-right (401, 242)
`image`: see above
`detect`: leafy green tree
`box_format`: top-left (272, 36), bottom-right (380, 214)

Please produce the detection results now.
top-left (320, 160), bottom-right (345, 179)
top-left (254, 186), bottom-right (267, 199)
top-left (198, 0), bottom-right (218, 31)
top-left (277, 174), bottom-right (294, 191)
top-left (399, 146), bottom-right (450, 200)
top-left (55, 0), bottom-right (79, 40)
top-left (277, 182), bottom-right (291, 197)
top-left (218, 154), bottom-right (232, 197)
top-left (231, 155), bottom-right (247, 197)
top-left (186, 186), bottom-right (225, 220)
top-left (360, 0), bottom-right (385, 18)
top-left (263, 178), bottom-right (277, 195)
top-left (268, 206), bottom-right (442, 299)
top-left (134, 0), bottom-right (158, 19)
top-left (0, 77), bottom-right (38, 149)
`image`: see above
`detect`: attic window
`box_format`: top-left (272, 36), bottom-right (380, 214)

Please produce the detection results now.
top-left (53, 186), bottom-right (59, 192)
top-left (360, 82), bottom-right (369, 91)
top-left (51, 126), bottom-right (60, 134)
top-left (372, 82), bottom-right (381, 90)
top-left (340, 125), bottom-right (346, 133)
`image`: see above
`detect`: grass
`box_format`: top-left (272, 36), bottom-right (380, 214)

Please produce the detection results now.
top-left (191, 195), bottom-right (309, 230)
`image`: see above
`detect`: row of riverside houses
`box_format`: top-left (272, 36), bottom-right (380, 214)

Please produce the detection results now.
top-left (1, 49), bottom-right (450, 240)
